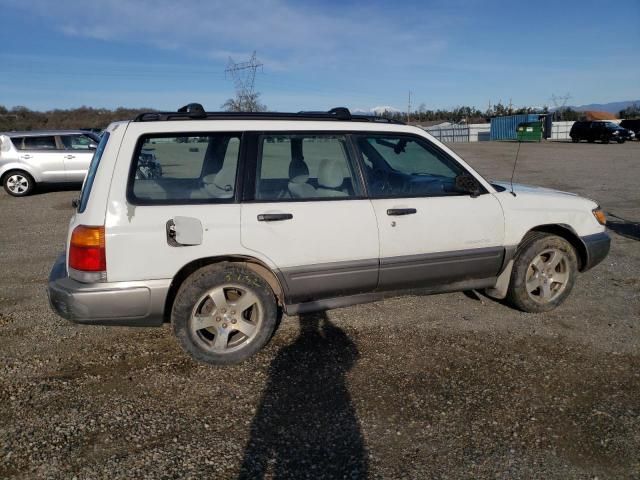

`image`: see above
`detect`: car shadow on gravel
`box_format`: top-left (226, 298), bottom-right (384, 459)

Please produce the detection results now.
top-left (238, 312), bottom-right (368, 479)
top-left (606, 215), bottom-right (640, 242)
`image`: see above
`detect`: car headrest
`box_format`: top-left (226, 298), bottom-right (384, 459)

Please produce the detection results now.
top-left (288, 159), bottom-right (309, 183)
top-left (317, 158), bottom-right (344, 189)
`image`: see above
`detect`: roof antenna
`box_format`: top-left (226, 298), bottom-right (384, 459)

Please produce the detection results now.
top-left (509, 138), bottom-right (521, 197)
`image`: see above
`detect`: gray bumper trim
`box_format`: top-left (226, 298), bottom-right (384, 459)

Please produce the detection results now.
top-left (48, 254), bottom-right (170, 327)
top-left (580, 231), bottom-right (611, 271)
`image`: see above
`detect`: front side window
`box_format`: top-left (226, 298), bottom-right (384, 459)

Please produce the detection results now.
top-left (255, 134), bottom-right (358, 201)
top-left (356, 135), bottom-right (465, 197)
top-left (21, 136), bottom-right (57, 150)
top-left (61, 134), bottom-right (96, 150)
top-left (129, 133), bottom-right (240, 204)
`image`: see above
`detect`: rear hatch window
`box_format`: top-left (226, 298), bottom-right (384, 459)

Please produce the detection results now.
top-left (78, 132), bottom-right (110, 213)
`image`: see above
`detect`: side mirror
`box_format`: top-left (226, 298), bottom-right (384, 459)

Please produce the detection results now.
top-left (88, 143), bottom-right (98, 150)
top-left (455, 173), bottom-right (482, 198)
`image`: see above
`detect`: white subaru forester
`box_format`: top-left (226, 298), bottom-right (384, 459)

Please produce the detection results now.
top-left (48, 105), bottom-right (610, 365)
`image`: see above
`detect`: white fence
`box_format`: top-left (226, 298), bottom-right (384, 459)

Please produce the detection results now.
top-left (549, 121), bottom-right (574, 140)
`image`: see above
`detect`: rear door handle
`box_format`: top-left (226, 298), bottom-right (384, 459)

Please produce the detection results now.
top-left (64, 154), bottom-right (75, 159)
top-left (387, 208), bottom-right (417, 216)
top-left (257, 213), bottom-right (293, 222)
top-left (21, 155), bottom-right (32, 159)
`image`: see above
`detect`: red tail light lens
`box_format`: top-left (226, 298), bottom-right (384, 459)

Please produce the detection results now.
top-left (69, 225), bottom-right (106, 272)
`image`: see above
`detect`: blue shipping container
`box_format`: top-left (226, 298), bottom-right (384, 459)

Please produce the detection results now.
top-left (490, 114), bottom-right (540, 141)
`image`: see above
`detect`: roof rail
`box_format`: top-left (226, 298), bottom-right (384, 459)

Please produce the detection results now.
top-left (133, 104), bottom-right (405, 124)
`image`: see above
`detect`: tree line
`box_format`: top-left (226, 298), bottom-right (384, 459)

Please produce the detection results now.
top-left (1, 101), bottom-right (637, 132)
top-left (0, 105), bottom-right (154, 131)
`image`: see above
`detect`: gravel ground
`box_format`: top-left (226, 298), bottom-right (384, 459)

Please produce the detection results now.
top-left (1, 141), bottom-right (639, 479)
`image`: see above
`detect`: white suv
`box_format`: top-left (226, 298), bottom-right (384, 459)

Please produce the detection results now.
top-left (48, 105), bottom-right (610, 365)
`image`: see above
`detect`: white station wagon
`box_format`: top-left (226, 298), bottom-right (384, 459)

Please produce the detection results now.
top-left (48, 105), bottom-right (610, 365)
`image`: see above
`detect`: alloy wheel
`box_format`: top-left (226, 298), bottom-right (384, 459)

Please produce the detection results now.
top-left (525, 248), bottom-right (571, 303)
top-left (189, 284), bottom-right (262, 354)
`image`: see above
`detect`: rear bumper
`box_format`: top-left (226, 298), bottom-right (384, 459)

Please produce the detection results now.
top-left (48, 254), bottom-right (170, 327)
top-left (580, 232), bottom-right (611, 271)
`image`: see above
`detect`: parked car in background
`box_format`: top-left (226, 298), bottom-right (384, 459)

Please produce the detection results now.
top-left (0, 130), bottom-right (100, 196)
top-left (48, 104), bottom-right (610, 365)
top-left (570, 121), bottom-right (631, 144)
top-left (620, 119), bottom-right (640, 140)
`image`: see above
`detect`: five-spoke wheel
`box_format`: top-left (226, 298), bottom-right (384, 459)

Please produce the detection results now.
top-left (507, 232), bottom-right (578, 313)
top-left (172, 264), bottom-right (278, 365)
top-left (3, 171), bottom-right (34, 197)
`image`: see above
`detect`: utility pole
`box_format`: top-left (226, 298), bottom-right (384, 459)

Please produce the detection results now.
top-left (407, 91), bottom-right (412, 123)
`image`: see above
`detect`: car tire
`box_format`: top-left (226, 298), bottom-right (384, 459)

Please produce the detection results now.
top-left (571, 137), bottom-right (579, 143)
top-left (506, 232), bottom-right (578, 313)
top-left (617, 138), bottom-right (625, 144)
top-left (171, 263), bottom-right (278, 365)
top-left (602, 137), bottom-right (610, 144)
top-left (2, 170), bottom-right (35, 197)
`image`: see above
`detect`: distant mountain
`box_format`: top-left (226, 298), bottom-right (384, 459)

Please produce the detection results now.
top-left (352, 106), bottom-right (401, 116)
top-left (567, 100), bottom-right (639, 114)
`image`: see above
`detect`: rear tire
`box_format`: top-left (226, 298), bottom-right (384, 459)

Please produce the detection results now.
top-left (2, 170), bottom-right (35, 197)
top-left (506, 233), bottom-right (578, 313)
top-left (171, 263), bottom-right (278, 365)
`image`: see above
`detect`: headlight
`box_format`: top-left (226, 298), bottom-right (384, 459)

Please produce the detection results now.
top-left (592, 208), bottom-right (607, 226)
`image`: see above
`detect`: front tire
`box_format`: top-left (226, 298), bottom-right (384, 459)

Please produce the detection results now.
top-left (171, 263), bottom-right (278, 365)
top-left (3, 170), bottom-right (35, 197)
top-left (506, 233), bottom-right (578, 313)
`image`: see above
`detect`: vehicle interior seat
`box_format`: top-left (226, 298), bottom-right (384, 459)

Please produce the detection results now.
top-left (288, 158), bottom-right (316, 198)
top-left (315, 158), bottom-right (348, 197)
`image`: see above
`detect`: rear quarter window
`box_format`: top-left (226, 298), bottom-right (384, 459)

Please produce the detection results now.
top-left (78, 132), bottom-right (110, 213)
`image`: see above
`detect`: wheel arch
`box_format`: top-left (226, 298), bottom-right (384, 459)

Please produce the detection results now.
top-left (0, 164), bottom-right (40, 183)
top-left (163, 255), bottom-right (286, 323)
top-left (526, 224), bottom-right (588, 271)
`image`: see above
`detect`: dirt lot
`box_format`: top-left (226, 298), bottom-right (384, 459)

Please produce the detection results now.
top-left (1, 141), bottom-right (638, 479)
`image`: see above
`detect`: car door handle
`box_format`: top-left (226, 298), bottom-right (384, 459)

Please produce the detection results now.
top-left (257, 213), bottom-right (293, 222)
top-left (64, 155), bottom-right (75, 159)
top-left (387, 208), bottom-right (417, 216)
top-left (21, 155), bottom-right (32, 159)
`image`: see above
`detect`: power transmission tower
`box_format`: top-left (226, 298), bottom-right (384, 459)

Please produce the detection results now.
top-left (550, 92), bottom-right (572, 120)
top-left (407, 91), bottom-right (412, 123)
top-left (224, 51), bottom-right (264, 111)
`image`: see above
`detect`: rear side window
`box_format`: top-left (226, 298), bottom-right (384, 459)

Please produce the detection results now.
top-left (128, 133), bottom-right (241, 204)
top-left (255, 134), bottom-right (358, 201)
top-left (19, 136), bottom-right (57, 150)
top-left (78, 132), bottom-right (110, 213)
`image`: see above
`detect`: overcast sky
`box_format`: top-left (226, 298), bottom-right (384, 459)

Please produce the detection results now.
top-left (0, 0), bottom-right (638, 112)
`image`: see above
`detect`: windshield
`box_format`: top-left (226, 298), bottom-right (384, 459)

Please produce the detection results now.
top-left (78, 132), bottom-right (109, 213)
top-left (604, 122), bottom-right (620, 129)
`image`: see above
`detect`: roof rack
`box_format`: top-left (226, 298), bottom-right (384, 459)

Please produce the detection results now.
top-left (133, 103), bottom-right (405, 124)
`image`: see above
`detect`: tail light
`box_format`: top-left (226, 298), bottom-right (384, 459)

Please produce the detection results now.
top-left (69, 225), bottom-right (106, 279)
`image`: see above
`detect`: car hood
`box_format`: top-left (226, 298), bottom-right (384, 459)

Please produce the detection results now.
top-left (492, 181), bottom-right (578, 197)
